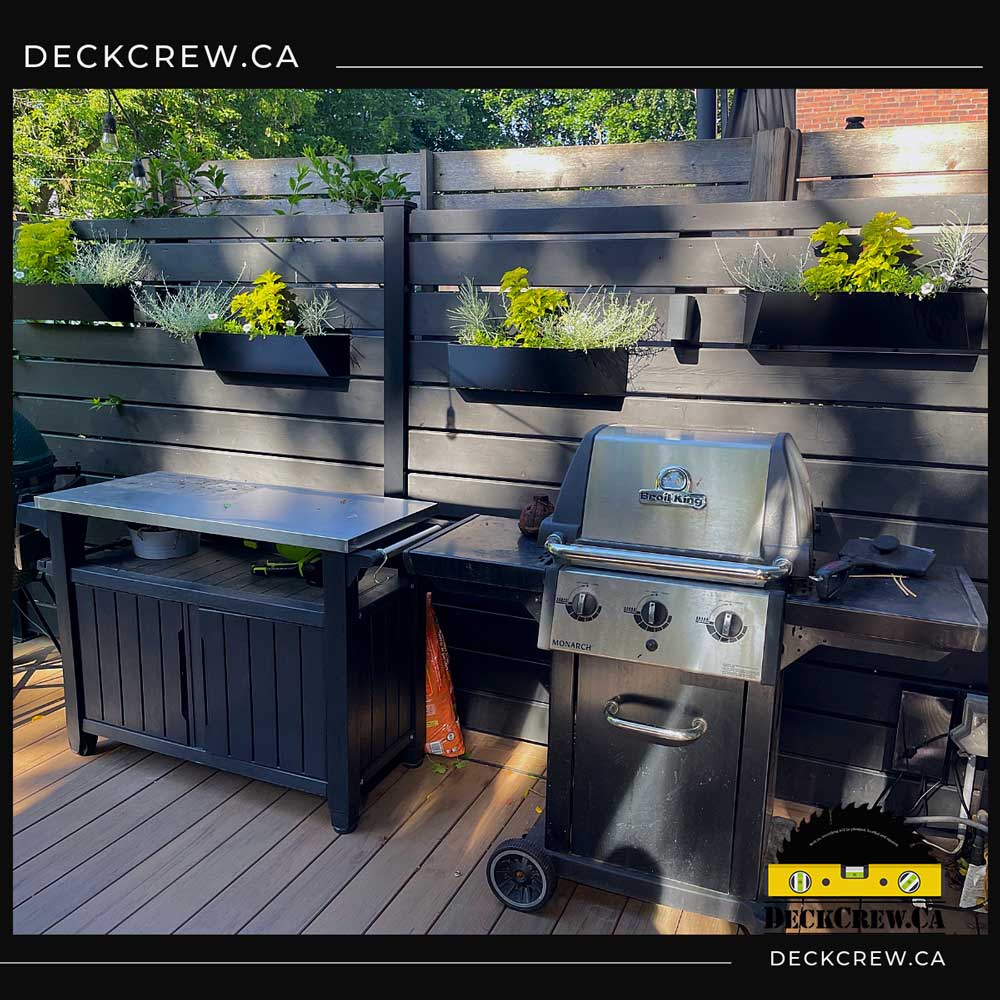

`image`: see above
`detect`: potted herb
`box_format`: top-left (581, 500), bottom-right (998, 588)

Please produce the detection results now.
top-left (718, 212), bottom-right (987, 352)
top-left (447, 268), bottom-right (657, 399)
top-left (136, 270), bottom-right (352, 381)
top-left (13, 220), bottom-right (147, 323)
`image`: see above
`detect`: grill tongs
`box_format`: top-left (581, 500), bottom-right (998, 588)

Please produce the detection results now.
top-left (810, 535), bottom-right (936, 601)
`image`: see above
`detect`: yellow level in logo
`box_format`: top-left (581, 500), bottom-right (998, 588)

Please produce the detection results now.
top-left (768, 863), bottom-right (942, 898)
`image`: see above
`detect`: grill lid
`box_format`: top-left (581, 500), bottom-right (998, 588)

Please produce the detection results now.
top-left (541, 424), bottom-right (814, 580)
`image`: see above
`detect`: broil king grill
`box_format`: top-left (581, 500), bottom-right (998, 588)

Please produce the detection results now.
top-left (463, 423), bottom-right (985, 930)
top-left (528, 426), bottom-right (809, 928)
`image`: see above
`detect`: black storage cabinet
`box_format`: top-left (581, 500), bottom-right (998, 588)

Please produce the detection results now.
top-left (46, 513), bottom-right (425, 833)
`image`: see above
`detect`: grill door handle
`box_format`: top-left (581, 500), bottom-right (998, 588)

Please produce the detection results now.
top-left (603, 697), bottom-right (707, 745)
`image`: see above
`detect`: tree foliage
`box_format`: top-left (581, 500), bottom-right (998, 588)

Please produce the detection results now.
top-left (13, 88), bottom-right (698, 218)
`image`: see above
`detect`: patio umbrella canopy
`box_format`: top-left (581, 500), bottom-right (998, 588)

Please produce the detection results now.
top-left (724, 88), bottom-right (796, 137)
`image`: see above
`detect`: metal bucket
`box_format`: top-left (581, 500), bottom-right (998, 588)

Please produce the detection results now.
top-left (128, 524), bottom-right (200, 560)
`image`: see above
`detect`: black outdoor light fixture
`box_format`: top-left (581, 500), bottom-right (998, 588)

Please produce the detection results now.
top-left (130, 156), bottom-right (150, 191)
top-left (100, 110), bottom-right (119, 152)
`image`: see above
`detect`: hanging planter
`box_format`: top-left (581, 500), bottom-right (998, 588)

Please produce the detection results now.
top-left (447, 343), bottom-right (628, 397)
top-left (13, 283), bottom-right (136, 323)
top-left (196, 332), bottom-right (352, 381)
top-left (741, 290), bottom-right (988, 352)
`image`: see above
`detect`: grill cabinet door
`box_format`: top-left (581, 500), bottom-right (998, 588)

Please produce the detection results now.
top-left (570, 656), bottom-right (744, 894)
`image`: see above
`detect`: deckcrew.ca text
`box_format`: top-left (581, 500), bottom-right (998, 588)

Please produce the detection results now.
top-left (24, 44), bottom-right (299, 70)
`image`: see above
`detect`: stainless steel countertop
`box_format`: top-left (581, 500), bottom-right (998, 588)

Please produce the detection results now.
top-left (34, 472), bottom-right (438, 553)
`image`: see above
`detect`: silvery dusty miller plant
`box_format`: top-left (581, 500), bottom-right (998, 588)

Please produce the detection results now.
top-left (298, 291), bottom-right (350, 336)
top-left (715, 241), bottom-right (807, 292)
top-left (64, 237), bottom-right (149, 287)
top-left (923, 214), bottom-right (985, 291)
top-left (133, 281), bottom-right (238, 342)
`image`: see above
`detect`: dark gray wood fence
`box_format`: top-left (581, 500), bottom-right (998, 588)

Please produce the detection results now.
top-left (14, 127), bottom-right (988, 815)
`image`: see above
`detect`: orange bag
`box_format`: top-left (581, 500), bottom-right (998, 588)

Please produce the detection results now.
top-left (424, 592), bottom-right (465, 757)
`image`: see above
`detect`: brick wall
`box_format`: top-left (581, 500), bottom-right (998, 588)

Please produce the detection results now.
top-left (796, 89), bottom-right (988, 131)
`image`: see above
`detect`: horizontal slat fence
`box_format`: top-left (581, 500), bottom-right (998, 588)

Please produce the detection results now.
top-left (15, 214), bottom-right (388, 497)
top-left (14, 125), bottom-right (988, 814)
top-left (186, 123), bottom-right (987, 215)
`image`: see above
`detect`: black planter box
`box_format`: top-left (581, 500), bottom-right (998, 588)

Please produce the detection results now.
top-left (742, 290), bottom-right (987, 352)
top-left (13, 283), bottom-right (135, 323)
top-left (447, 344), bottom-right (629, 398)
top-left (197, 332), bottom-right (352, 381)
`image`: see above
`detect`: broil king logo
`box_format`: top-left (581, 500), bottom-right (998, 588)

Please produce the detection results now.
top-left (638, 466), bottom-right (707, 510)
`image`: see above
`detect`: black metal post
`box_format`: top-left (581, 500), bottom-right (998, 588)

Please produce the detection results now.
top-left (323, 550), bottom-right (362, 832)
top-left (696, 89), bottom-right (717, 140)
top-left (382, 199), bottom-right (415, 499)
top-left (45, 511), bottom-right (97, 755)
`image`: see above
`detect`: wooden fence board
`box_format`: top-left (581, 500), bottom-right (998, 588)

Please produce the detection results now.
top-left (410, 341), bottom-right (989, 409)
top-left (408, 387), bottom-right (987, 468)
top-left (41, 436), bottom-right (384, 495)
top-left (408, 430), bottom-right (986, 523)
top-left (15, 397), bottom-right (383, 466)
top-left (14, 328), bottom-right (386, 378)
top-left (14, 360), bottom-right (384, 422)
top-left (432, 138), bottom-right (753, 192)
top-left (77, 214), bottom-right (383, 240)
top-left (797, 123), bottom-right (988, 179)
top-left (146, 241), bottom-right (382, 284)
top-left (435, 185), bottom-right (751, 210)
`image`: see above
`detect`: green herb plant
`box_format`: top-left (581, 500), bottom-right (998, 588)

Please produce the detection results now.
top-left (14, 219), bottom-right (75, 284)
top-left (89, 395), bottom-right (123, 411)
top-left (450, 268), bottom-right (657, 351)
top-left (298, 291), bottom-right (349, 335)
top-left (229, 270), bottom-right (299, 338)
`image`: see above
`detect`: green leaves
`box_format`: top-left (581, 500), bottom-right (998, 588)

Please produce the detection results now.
top-left (296, 149), bottom-right (413, 214)
top-left (802, 211), bottom-right (927, 296)
top-left (499, 267), bottom-right (568, 347)
top-left (14, 219), bottom-right (75, 284)
top-left (89, 395), bottom-right (123, 412)
top-left (229, 270), bottom-right (299, 338)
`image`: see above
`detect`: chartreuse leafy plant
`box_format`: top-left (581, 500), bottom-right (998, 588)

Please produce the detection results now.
top-left (14, 220), bottom-right (76, 284)
top-left (720, 211), bottom-right (978, 299)
top-left (229, 270), bottom-right (300, 338)
top-left (450, 268), bottom-right (657, 351)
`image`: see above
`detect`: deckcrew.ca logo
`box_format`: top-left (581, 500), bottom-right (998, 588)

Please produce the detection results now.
top-left (24, 44), bottom-right (299, 70)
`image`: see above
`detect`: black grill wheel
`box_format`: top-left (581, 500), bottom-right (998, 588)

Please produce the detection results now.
top-left (487, 838), bottom-right (556, 912)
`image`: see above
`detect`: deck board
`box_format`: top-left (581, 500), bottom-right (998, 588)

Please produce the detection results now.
top-left (17, 640), bottom-right (972, 937)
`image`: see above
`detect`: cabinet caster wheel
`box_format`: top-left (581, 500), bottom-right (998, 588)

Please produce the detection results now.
top-left (487, 838), bottom-right (556, 912)
top-left (75, 733), bottom-right (98, 756)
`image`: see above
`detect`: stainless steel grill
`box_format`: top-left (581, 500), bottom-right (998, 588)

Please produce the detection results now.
top-left (537, 426), bottom-right (813, 684)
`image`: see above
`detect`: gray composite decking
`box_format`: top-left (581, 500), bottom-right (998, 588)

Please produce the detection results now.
top-left (12, 639), bottom-right (979, 936)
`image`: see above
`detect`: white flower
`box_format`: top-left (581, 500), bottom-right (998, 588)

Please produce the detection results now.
top-left (242, 323), bottom-right (252, 333)
top-left (207, 312), bottom-right (219, 321)
top-left (285, 320), bottom-right (295, 328)
top-left (920, 281), bottom-right (935, 297)
top-left (14, 270), bottom-right (24, 280)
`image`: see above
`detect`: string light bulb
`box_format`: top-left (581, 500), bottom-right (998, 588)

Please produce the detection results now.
top-left (131, 157), bottom-right (150, 192)
top-left (100, 111), bottom-right (119, 153)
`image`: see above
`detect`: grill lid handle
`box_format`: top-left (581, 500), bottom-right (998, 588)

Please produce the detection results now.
top-left (545, 535), bottom-right (792, 587)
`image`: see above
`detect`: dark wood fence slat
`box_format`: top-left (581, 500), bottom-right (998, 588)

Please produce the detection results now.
top-left (408, 387), bottom-right (987, 468)
top-left (146, 242), bottom-right (383, 284)
top-left (14, 360), bottom-right (385, 422)
top-left (14, 328), bottom-right (386, 379)
top-left (407, 235), bottom-right (986, 288)
top-left (40, 436), bottom-right (384, 496)
top-left (407, 430), bottom-right (986, 524)
top-left (75, 214), bottom-right (384, 240)
top-left (411, 194), bottom-right (987, 236)
top-left (410, 341), bottom-right (988, 409)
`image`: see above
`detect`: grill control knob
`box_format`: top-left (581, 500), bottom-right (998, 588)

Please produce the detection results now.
top-left (567, 589), bottom-right (601, 622)
top-left (714, 611), bottom-right (744, 640)
top-left (634, 599), bottom-right (671, 632)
